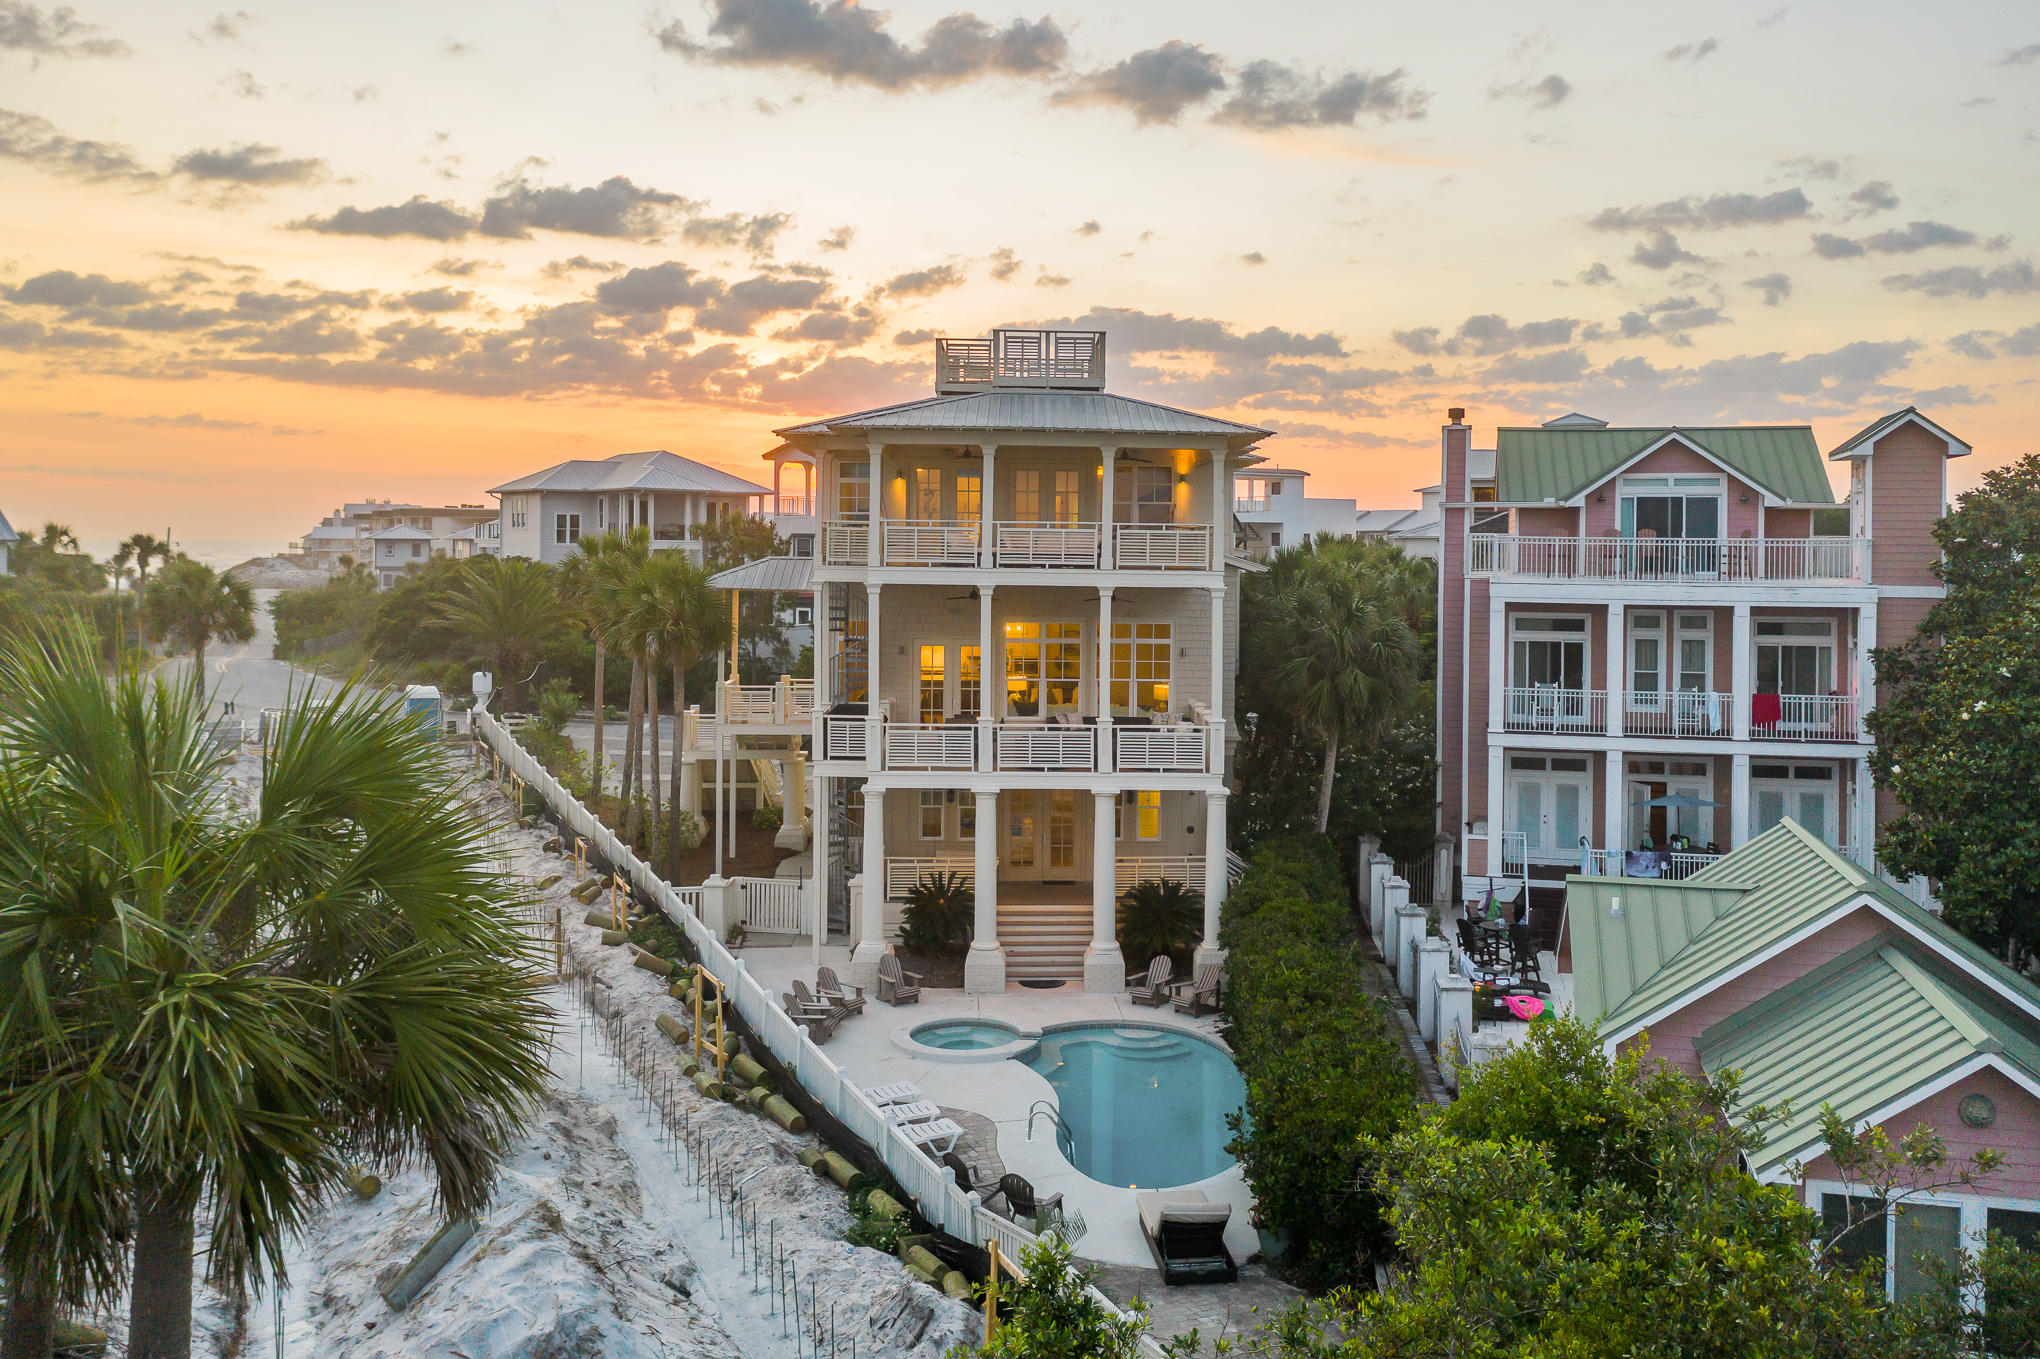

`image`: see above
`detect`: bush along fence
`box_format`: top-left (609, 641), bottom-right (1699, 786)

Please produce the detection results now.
top-left (1219, 833), bottom-right (1421, 1292)
top-left (473, 710), bottom-right (1162, 1349)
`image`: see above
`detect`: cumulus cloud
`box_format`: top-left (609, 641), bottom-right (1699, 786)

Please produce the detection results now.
top-left (172, 143), bottom-right (327, 186)
top-left (1881, 260), bottom-right (2038, 298)
top-left (681, 210), bottom-right (793, 256)
top-left (771, 304), bottom-right (880, 347)
top-left (1240, 251), bottom-right (1265, 265)
top-left (987, 247), bottom-right (1021, 281)
top-left (1812, 232), bottom-right (1866, 260)
top-left (879, 262), bottom-right (965, 297)
top-left (0, 314), bottom-right (124, 349)
top-left (1034, 271), bottom-right (1069, 287)
top-left (656, 0), bottom-right (1068, 90)
top-left (1215, 61), bottom-right (1429, 128)
top-left (1848, 180), bottom-right (1899, 215)
top-left (0, 1), bottom-right (129, 57)
top-left (893, 328), bottom-right (935, 346)
top-left (478, 176), bottom-right (697, 239)
top-left (1617, 295), bottom-right (1726, 345)
top-left (294, 196), bottom-right (477, 241)
top-left (1074, 219), bottom-right (1101, 236)
top-left (431, 257), bottom-right (491, 277)
top-left (1054, 40), bottom-right (1227, 124)
top-left (238, 311), bottom-right (364, 356)
top-left (1664, 37), bottom-right (1719, 62)
top-left (593, 262), bottom-right (722, 315)
top-left (1631, 228), bottom-right (1701, 270)
top-left (1484, 348), bottom-right (1591, 384)
top-left (818, 225), bottom-right (855, 251)
top-left (1489, 73), bottom-right (1569, 109)
top-left (1744, 272), bottom-right (1792, 305)
top-left (1495, 340), bottom-right (1927, 421)
top-left (1591, 187), bottom-right (1811, 232)
top-left (195, 10), bottom-right (253, 42)
top-left (1577, 262), bottom-right (1615, 286)
top-left (1034, 306), bottom-right (1344, 360)
top-left (695, 274), bottom-right (830, 334)
top-left (1393, 314), bottom-right (1577, 356)
top-left (1817, 220), bottom-right (1989, 259)
top-left (0, 106), bottom-right (155, 181)
top-left (542, 255), bottom-right (623, 278)
top-left (1947, 323), bottom-right (2040, 359)
top-left (393, 287), bottom-right (472, 313)
top-left (4, 269), bottom-right (152, 307)
top-left (1998, 41), bottom-right (2040, 66)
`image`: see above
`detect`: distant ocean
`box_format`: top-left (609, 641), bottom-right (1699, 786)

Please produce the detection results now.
top-left (80, 537), bottom-right (294, 571)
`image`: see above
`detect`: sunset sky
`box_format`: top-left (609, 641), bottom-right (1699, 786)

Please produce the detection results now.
top-left (3, 0), bottom-right (2037, 558)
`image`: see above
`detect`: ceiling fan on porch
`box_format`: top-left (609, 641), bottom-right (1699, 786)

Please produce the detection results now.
top-left (946, 587), bottom-right (980, 602)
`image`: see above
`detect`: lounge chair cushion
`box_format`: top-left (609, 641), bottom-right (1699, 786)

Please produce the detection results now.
top-left (1137, 1189), bottom-right (1211, 1239)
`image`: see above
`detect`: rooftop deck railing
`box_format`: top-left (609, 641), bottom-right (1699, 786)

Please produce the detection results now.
top-left (1468, 533), bottom-right (1871, 583)
top-left (935, 329), bottom-right (1106, 390)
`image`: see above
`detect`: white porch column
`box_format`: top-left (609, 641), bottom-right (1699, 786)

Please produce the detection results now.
top-left (1096, 586), bottom-right (1114, 770)
top-left (1731, 603), bottom-right (1752, 739)
top-left (1730, 752), bottom-right (1751, 848)
top-left (1487, 594), bottom-right (1505, 737)
top-left (1099, 445), bottom-right (1116, 569)
top-left (977, 583), bottom-right (996, 770)
top-left (1605, 601), bottom-right (1625, 736)
top-left (1603, 748), bottom-right (1626, 859)
top-left (965, 789), bottom-right (1006, 994)
top-left (1484, 744), bottom-right (1505, 884)
top-left (978, 443), bottom-right (997, 568)
top-left (1853, 756), bottom-right (1875, 863)
top-left (1210, 445), bottom-right (1229, 552)
top-left (1195, 789), bottom-right (1228, 970)
top-left (849, 785), bottom-right (886, 989)
top-left (1856, 600), bottom-right (1878, 735)
top-left (1208, 585), bottom-right (1225, 717)
top-left (1085, 790), bottom-right (1125, 992)
top-left (867, 440), bottom-right (884, 568)
top-left (864, 584), bottom-right (882, 773)
top-left (808, 766), bottom-right (826, 962)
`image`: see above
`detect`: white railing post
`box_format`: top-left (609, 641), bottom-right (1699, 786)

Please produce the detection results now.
top-left (1417, 936), bottom-right (1450, 1042)
top-left (1395, 902), bottom-right (1427, 998)
top-left (1369, 856), bottom-right (1394, 947)
top-left (1380, 874), bottom-right (1410, 967)
top-left (1436, 975), bottom-right (1474, 1089)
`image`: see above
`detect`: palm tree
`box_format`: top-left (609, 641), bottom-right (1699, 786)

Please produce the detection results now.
top-left (143, 558), bottom-right (257, 686)
top-left (435, 556), bottom-right (572, 713)
top-left (1264, 540), bottom-right (1427, 832)
top-left (35, 522), bottom-right (79, 553)
top-left (631, 553), bottom-right (729, 877)
top-left (110, 540), bottom-right (136, 592)
top-left (0, 627), bottom-right (552, 1359)
top-left (560, 530), bottom-right (648, 800)
top-left (123, 533), bottom-right (170, 609)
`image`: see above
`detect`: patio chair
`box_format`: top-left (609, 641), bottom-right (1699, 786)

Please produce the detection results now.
top-left (865, 1081), bottom-right (924, 1107)
top-left (999, 1174), bottom-right (1066, 1233)
top-left (782, 992), bottom-right (841, 1043)
top-left (1505, 923), bottom-right (1551, 997)
top-left (815, 965), bottom-right (866, 1015)
top-left (902, 1117), bottom-right (965, 1157)
top-left (884, 1100), bottom-right (943, 1125)
top-left (877, 952), bottom-right (922, 1005)
top-left (1137, 1190), bottom-right (1238, 1286)
top-left (1126, 954), bottom-right (1175, 1007)
top-left (942, 1151), bottom-right (1002, 1204)
top-left (1170, 963), bottom-right (1222, 1016)
top-left (791, 978), bottom-right (847, 1021)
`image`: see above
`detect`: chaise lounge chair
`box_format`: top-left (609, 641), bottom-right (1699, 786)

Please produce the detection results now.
top-left (816, 965), bottom-right (866, 1015)
top-left (865, 1081), bottom-right (924, 1107)
top-left (1136, 1189), bottom-right (1238, 1286)
top-left (1170, 963), bottom-right (1222, 1016)
top-left (1127, 954), bottom-right (1174, 1007)
top-left (877, 952), bottom-right (922, 1005)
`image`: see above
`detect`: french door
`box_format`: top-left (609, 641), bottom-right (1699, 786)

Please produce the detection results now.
top-left (1505, 757), bottom-right (1589, 863)
top-left (1005, 790), bottom-right (1079, 880)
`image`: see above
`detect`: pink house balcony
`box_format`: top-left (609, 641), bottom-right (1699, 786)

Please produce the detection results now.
top-left (1467, 534), bottom-right (1871, 583)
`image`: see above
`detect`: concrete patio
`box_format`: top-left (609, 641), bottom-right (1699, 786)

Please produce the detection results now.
top-left (737, 943), bottom-right (1260, 1271)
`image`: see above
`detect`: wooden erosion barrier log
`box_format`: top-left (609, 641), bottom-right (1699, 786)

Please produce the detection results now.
top-left (599, 929), bottom-right (628, 946)
top-left (655, 1013), bottom-right (689, 1044)
top-left (346, 1166), bottom-right (383, 1200)
top-left (631, 946), bottom-right (674, 977)
top-left (380, 1218), bottom-right (477, 1311)
top-left (814, 1151), bottom-right (858, 1189)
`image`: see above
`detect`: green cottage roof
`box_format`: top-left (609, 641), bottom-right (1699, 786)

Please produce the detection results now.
top-left (1492, 425), bottom-right (1836, 505)
top-left (1696, 940), bottom-right (2040, 1176)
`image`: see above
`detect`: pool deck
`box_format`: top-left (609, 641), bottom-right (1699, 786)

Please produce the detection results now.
top-left (739, 943), bottom-right (1259, 1270)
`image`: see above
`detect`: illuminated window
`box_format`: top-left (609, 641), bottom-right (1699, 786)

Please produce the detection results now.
top-left (838, 461), bottom-right (870, 521)
top-left (1110, 621), bottom-right (1171, 717)
top-left (919, 790), bottom-right (944, 840)
top-left (913, 468), bottom-right (942, 521)
top-left (958, 645), bottom-right (981, 720)
top-left (1121, 789), bottom-right (1161, 840)
top-left (1013, 469), bottom-right (1040, 521)
top-left (919, 645), bottom-right (945, 723)
top-left (955, 473), bottom-right (981, 520)
top-left (1003, 622), bottom-right (1082, 717)
top-left (1048, 790), bottom-right (1076, 868)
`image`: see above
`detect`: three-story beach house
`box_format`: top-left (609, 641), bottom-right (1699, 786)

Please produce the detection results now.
top-left (777, 329), bottom-right (1265, 995)
top-left (1434, 405), bottom-right (1968, 908)
top-left (488, 450), bottom-right (773, 564)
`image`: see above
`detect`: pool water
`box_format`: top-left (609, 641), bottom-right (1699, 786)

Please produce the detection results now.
top-left (911, 1019), bottom-right (1017, 1051)
top-left (1025, 1026), bottom-right (1245, 1189)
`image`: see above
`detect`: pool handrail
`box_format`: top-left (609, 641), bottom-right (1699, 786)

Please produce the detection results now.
top-left (1026, 1098), bottom-right (1078, 1163)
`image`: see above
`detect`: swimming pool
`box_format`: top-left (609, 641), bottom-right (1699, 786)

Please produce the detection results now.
top-left (905, 1019), bottom-right (1245, 1188)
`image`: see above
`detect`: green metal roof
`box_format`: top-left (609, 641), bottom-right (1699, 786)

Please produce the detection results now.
top-left (1696, 940), bottom-right (2040, 1175)
top-left (1492, 425), bottom-right (1836, 505)
top-left (1562, 877), bottom-right (1753, 1023)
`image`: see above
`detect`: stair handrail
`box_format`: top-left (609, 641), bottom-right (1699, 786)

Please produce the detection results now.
top-left (1026, 1099), bottom-right (1077, 1162)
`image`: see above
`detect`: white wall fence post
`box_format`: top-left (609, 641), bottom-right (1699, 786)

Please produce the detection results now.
top-left (1379, 873), bottom-right (1410, 964)
top-left (1395, 902), bottom-right (1427, 998)
top-left (1367, 853), bottom-right (1394, 944)
top-left (1417, 937), bottom-right (1450, 1043)
top-left (1436, 975), bottom-right (1474, 1092)
top-left (1356, 834), bottom-right (1383, 913)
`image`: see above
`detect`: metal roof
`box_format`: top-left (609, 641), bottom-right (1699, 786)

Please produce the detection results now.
top-left (775, 389), bottom-right (1269, 445)
top-left (0, 509), bottom-right (16, 544)
top-left (490, 450), bottom-right (772, 498)
top-left (706, 555), bottom-right (813, 592)
top-left (1697, 939), bottom-right (2040, 1175)
top-left (1828, 406), bottom-right (1973, 460)
top-left (1564, 877), bottom-right (1756, 1024)
top-left (367, 524), bottom-right (434, 540)
top-left (1493, 425), bottom-right (1835, 505)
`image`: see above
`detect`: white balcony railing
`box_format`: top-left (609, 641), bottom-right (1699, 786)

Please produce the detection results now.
top-left (1467, 534), bottom-right (1871, 583)
top-left (1752, 693), bottom-right (1860, 741)
top-left (1116, 856), bottom-right (1203, 892)
top-left (1500, 686), bottom-right (1607, 733)
top-left (1234, 497), bottom-right (1269, 514)
top-left (822, 521), bottom-right (869, 565)
top-left (935, 329), bottom-right (1105, 390)
top-left (1111, 723), bottom-right (1210, 772)
top-left (994, 723), bottom-right (1098, 771)
top-left (885, 857), bottom-right (974, 900)
top-left (994, 522), bottom-right (1102, 568)
top-left (882, 722), bottom-right (978, 770)
top-left (1114, 523), bottom-right (1214, 570)
top-left (1580, 848), bottom-right (1723, 880)
top-left (1623, 690), bottom-right (1733, 738)
top-left (719, 677), bottom-right (813, 726)
top-left (883, 520), bottom-right (980, 566)
top-left (822, 713), bottom-right (868, 762)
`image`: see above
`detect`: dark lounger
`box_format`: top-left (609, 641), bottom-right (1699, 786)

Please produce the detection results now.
top-left (1136, 1190), bottom-right (1238, 1285)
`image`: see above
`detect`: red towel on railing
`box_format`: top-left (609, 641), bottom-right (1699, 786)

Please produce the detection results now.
top-left (1752, 692), bottom-right (1782, 727)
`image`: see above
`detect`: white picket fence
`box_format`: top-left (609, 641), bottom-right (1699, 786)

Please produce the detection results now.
top-left (733, 875), bottom-right (806, 933)
top-left (471, 712), bottom-right (1100, 1302)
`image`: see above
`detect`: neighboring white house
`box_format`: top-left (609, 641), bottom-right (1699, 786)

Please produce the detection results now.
top-left (295, 500), bottom-right (497, 576)
top-left (779, 326), bottom-right (1262, 997)
top-left (489, 450), bottom-right (773, 565)
top-left (366, 525), bottom-right (439, 588)
top-left (1231, 466), bottom-right (1356, 557)
top-left (1355, 484), bottom-right (1443, 561)
top-left (0, 507), bottom-right (17, 576)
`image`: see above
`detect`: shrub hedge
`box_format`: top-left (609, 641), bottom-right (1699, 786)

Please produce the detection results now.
top-left (1221, 833), bottom-right (1419, 1291)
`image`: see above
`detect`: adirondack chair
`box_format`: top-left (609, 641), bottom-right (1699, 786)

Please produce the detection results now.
top-left (1126, 954), bottom-right (1174, 1007)
top-left (816, 965), bottom-right (866, 1015)
top-left (783, 991), bottom-right (841, 1042)
top-left (1170, 963), bottom-right (1222, 1016)
top-left (877, 952), bottom-right (922, 1005)
top-left (791, 977), bottom-right (847, 1020)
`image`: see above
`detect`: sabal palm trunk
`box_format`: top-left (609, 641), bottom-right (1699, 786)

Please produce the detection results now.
top-left (0, 1265), bottom-right (56, 1359)
top-left (621, 659), bottom-right (644, 839)
top-left (1315, 735), bottom-right (1340, 834)
top-left (644, 645), bottom-right (661, 831)
top-left (589, 636), bottom-right (606, 795)
top-left (667, 657), bottom-right (688, 880)
top-left (128, 1180), bottom-right (197, 1359)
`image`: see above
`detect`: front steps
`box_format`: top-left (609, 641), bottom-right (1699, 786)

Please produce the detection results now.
top-left (997, 904), bottom-right (1092, 981)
